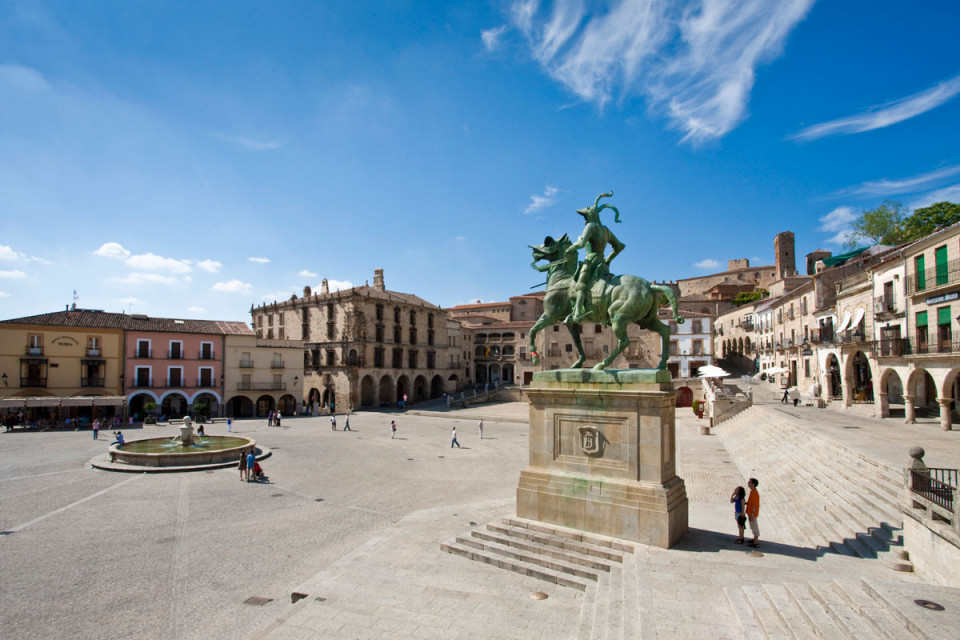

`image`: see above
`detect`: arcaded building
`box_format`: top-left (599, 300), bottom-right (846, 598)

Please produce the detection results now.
top-left (250, 269), bottom-right (462, 410)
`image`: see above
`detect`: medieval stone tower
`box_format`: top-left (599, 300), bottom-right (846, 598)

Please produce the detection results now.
top-left (774, 231), bottom-right (796, 278)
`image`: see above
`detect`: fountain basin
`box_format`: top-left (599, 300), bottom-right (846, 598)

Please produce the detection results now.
top-left (106, 435), bottom-right (256, 468)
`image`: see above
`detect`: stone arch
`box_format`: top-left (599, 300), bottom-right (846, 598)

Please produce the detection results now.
top-left (348, 348), bottom-right (358, 366)
top-left (907, 368), bottom-right (938, 415)
top-left (476, 363), bottom-right (488, 384)
top-left (378, 375), bottom-right (394, 406)
top-left (489, 363), bottom-right (502, 383)
top-left (360, 375), bottom-right (375, 407)
top-left (502, 363), bottom-right (515, 383)
top-left (191, 391), bottom-right (221, 418)
top-left (826, 353), bottom-right (842, 400)
top-left (845, 351), bottom-right (874, 404)
top-left (940, 367), bottom-right (960, 400)
top-left (256, 394), bottom-right (275, 417)
top-left (430, 375), bottom-right (444, 399)
top-left (413, 375), bottom-right (427, 401)
top-left (878, 368), bottom-right (904, 418)
top-left (322, 387), bottom-right (335, 410)
top-left (446, 373), bottom-right (460, 393)
top-left (160, 390), bottom-right (189, 418)
top-left (475, 345), bottom-right (486, 358)
top-left (307, 387), bottom-right (322, 405)
top-left (127, 391), bottom-right (159, 418)
top-left (227, 395), bottom-right (254, 418)
top-left (737, 337), bottom-right (744, 355)
top-left (278, 394), bottom-right (298, 415)
top-left (744, 336), bottom-right (751, 353)
top-left (676, 386), bottom-right (693, 408)
top-left (396, 375), bottom-right (410, 404)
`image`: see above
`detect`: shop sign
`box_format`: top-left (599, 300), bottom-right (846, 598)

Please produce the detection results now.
top-left (51, 336), bottom-right (80, 346)
top-left (925, 291), bottom-right (959, 306)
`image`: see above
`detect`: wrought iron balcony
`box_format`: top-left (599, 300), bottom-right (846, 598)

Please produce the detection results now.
top-left (81, 377), bottom-right (105, 387)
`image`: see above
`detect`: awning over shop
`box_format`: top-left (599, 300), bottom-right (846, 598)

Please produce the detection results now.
top-left (0, 395), bottom-right (126, 408)
top-left (835, 311), bottom-right (852, 333)
top-left (851, 307), bottom-right (865, 330)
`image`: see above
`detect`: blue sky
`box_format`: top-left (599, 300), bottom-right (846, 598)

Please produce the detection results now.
top-left (1, 1), bottom-right (959, 321)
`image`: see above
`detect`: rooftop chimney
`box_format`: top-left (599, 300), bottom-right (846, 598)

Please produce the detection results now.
top-left (321, 279), bottom-right (330, 294)
top-left (373, 268), bottom-right (385, 292)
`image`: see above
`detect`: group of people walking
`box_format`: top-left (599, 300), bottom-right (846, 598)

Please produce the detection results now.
top-left (238, 448), bottom-right (265, 482)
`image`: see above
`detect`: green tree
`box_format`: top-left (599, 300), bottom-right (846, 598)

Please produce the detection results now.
top-left (902, 201), bottom-right (960, 241)
top-left (844, 200), bottom-right (909, 249)
top-left (733, 289), bottom-right (768, 307)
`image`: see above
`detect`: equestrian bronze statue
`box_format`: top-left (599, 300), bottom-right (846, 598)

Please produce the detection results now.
top-left (528, 192), bottom-right (683, 371)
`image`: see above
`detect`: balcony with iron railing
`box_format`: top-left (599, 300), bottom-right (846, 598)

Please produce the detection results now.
top-left (81, 377), bottom-right (105, 387)
top-left (86, 348), bottom-right (101, 357)
top-left (24, 346), bottom-right (43, 356)
top-left (134, 350), bottom-right (152, 359)
top-left (907, 258), bottom-right (960, 295)
top-left (874, 336), bottom-right (960, 357)
top-left (20, 376), bottom-right (46, 387)
top-left (270, 361), bottom-right (285, 369)
top-left (836, 270), bottom-right (870, 293)
top-left (199, 350), bottom-right (215, 360)
top-left (239, 360), bottom-right (254, 368)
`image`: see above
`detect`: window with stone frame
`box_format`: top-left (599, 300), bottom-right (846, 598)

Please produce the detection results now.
top-left (408, 350), bottom-right (418, 368)
top-left (374, 347), bottom-right (384, 368)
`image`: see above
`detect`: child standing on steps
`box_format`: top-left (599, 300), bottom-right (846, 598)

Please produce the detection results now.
top-left (731, 486), bottom-right (746, 544)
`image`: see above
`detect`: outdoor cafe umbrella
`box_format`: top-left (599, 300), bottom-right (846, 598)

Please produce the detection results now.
top-left (697, 365), bottom-right (731, 378)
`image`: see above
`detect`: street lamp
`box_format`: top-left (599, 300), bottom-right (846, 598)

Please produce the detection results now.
top-left (294, 375), bottom-right (299, 386)
top-left (1, 372), bottom-right (6, 386)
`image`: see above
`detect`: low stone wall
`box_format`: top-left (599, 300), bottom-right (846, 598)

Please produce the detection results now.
top-left (903, 509), bottom-right (960, 587)
top-left (710, 396), bottom-right (752, 427)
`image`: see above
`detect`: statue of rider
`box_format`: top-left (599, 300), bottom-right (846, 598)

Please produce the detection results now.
top-left (564, 191), bottom-right (625, 324)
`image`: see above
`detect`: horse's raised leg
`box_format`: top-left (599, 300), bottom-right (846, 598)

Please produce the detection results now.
top-left (528, 312), bottom-right (556, 366)
top-left (594, 316), bottom-right (628, 370)
top-left (565, 321), bottom-right (585, 368)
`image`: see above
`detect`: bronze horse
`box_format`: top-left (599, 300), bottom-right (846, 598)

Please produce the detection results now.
top-left (528, 234), bottom-right (683, 370)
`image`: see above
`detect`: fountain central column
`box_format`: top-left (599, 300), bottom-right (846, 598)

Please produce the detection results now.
top-left (179, 416), bottom-right (195, 445)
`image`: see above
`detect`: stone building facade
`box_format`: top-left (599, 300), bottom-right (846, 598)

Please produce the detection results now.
top-left (222, 334), bottom-right (303, 418)
top-left (250, 269), bottom-right (461, 410)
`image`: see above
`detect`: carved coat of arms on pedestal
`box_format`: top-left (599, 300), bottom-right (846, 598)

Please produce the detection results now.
top-left (578, 425), bottom-right (604, 457)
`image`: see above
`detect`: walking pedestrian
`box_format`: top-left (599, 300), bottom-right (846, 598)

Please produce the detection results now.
top-left (227, 417), bottom-right (232, 433)
top-left (730, 486), bottom-right (746, 544)
top-left (780, 385), bottom-right (789, 403)
top-left (92, 419), bottom-right (100, 440)
top-left (331, 415), bottom-right (337, 431)
top-left (451, 426), bottom-right (460, 448)
top-left (246, 449), bottom-right (256, 482)
top-left (390, 420), bottom-right (396, 439)
top-left (746, 478), bottom-right (760, 548)
top-left (343, 416), bottom-right (351, 431)
top-left (238, 451), bottom-right (247, 481)
top-left (788, 387), bottom-right (800, 407)
top-left (275, 412), bottom-right (281, 428)
top-left (478, 418), bottom-right (483, 439)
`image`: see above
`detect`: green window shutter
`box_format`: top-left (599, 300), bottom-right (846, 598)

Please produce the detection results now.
top-left (938, 306), bottom-right (951, 325)
top-left (935, 246), bottom-right (948, 285)
top-left (916, 255), bottom-right (926, 290)
top-left (916, 311), bottom-right (928, 327)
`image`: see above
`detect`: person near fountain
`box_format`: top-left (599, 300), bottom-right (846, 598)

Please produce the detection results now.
top-left (390, 420), bottom-right (396, 439)
top-left (227, 417), bottom-right (232, 433)
top-left (252, 461), bottom-right (266, 481)
top-left (246, 449), bottom-right (256, 482)
top-left (238, 451), bottom-right (247, 481)
top-left (93, 419), bottom-right (100, 440)
top-left (111, 431), bottom-right (124, 447)
top-left (197, 423), bottom-right (205, 436)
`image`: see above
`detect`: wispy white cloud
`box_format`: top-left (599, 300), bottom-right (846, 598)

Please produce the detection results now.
top-left (298, 269), bottom-right (318, 278)
top-left (455, 235), bottom-right (465, 242)
top-left (819, 206), bottom-right (857, 245)
top-left (482, 25), bottom-right (507, 51)
top-left (0, 64), bottom-right (51, 93)
top-left (212, 279), bottom-right (253, 295)
top-left (95, 243), bottom-right (191, 273)
top-left (909, 184), bottom-right (960, 210)
top-left (188, 306), bottom-right (206, 313)
top-left (116, 273), bottom-right (180, 285)
top-left (524, 185), bottom-right (560, 215)
top-left (836, 164), bottom-right (960, 197)
top-left (506, 0), bottom-right (814, 142)
top-left (693, 258), bottom-right (719, 269)
top-left (94, 242), bottom-right (131, 260)
top-left (326, 279), bottom-right (354, 292)
top-left (0, 245), bottom-right (25, 260)
top-left (792, 72), bottom-right (960, 141)
top-left (208, 132), bottom-right (286, 151)
top-left (0, 269), bottom-right (27, 279)
top-left (126, 253), bottom-right (191, 274)
top-left (819, 206), bottom-right (856, 232)
top-left (248, 257), bottom-right (270, 264)
top-left (0, 291), bottom-right (10, 298)
top-left (196, 259), bottom-right (222, 273)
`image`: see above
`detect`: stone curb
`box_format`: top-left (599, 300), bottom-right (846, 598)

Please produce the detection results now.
top-left (89, 446), bottom-right (272, 473)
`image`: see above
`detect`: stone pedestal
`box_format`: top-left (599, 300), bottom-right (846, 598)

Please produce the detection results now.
top-left (517, 369), bottom-right (688, 548)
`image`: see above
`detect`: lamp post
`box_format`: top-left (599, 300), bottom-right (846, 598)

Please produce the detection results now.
top-left (1, 372), bottom-right (7, 387)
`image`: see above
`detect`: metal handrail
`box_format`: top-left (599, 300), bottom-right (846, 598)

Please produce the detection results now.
top-left (910, 468), bottom-right (956, 512)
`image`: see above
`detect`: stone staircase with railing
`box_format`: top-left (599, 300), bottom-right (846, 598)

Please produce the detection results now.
top-left (717, 405), bottom-right (912, 570)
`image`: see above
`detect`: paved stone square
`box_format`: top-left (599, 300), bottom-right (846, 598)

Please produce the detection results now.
top-left (0, 409), bottom-right (529, 640)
